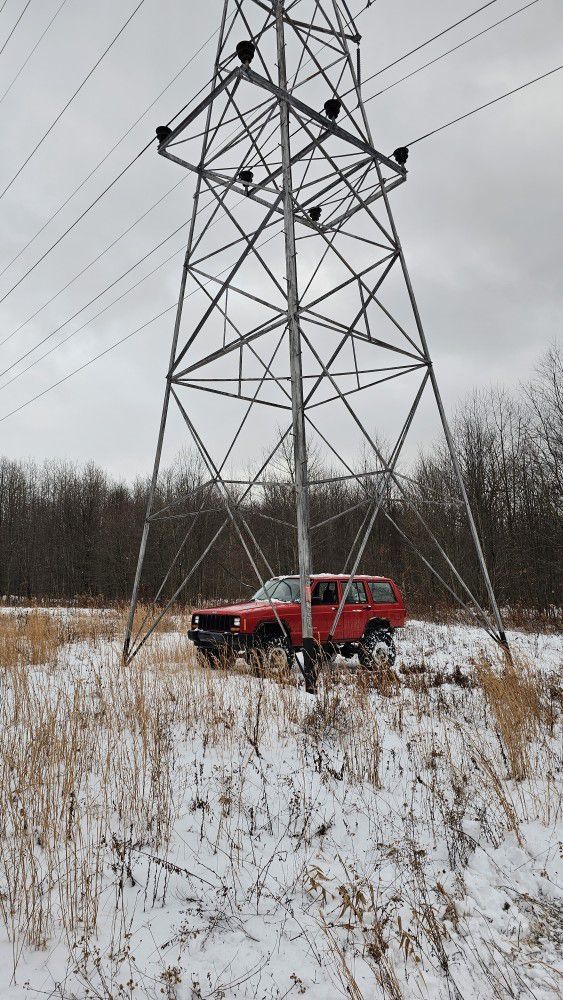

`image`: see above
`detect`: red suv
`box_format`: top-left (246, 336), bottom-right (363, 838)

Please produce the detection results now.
top-left (189, 574), bottom-right (406, 668)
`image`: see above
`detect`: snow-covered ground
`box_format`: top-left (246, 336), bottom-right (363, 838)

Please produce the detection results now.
top-left (0, 612), bottom-right (561, 999)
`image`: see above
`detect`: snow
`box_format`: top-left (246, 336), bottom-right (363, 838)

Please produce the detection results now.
top-left (0, 613), bottom-right (561, 999)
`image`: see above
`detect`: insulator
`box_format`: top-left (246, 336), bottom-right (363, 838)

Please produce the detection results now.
top-left (308, 206), bottom-right (322, 222)
top-left (324, 98), bottom-right (341, 121)
top-left (236, 40), bottom-right (256, 65)
top-left (392, 146), bottom-right (409, 166)
top-left (155, 125), bottom-right (172, 145)
top-left (239, 169), bottom-right (254, 186)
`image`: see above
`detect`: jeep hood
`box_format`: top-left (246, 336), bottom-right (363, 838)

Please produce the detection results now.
top-left (194, 600), bottom-right (283, 616)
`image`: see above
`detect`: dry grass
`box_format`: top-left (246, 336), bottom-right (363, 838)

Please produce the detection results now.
top-left (476, 653), bottom-right (544, 780)
top-left (0, 611), bottom-right (561, 998)
top-left (0, 609), bottom-right (61, 669)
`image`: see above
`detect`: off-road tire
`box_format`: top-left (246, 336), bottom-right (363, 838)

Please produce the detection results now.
top-left (254, 629), bottom-right (295, 678)
top-left (358, 625), bottom-right (396, 668)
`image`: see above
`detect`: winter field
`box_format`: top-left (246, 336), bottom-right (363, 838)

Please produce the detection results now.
top-left (0, 608), bottom-right (561, 1000)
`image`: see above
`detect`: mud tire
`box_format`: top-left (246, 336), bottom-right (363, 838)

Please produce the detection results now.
top-left (358, 625), bottom-right (396, 668)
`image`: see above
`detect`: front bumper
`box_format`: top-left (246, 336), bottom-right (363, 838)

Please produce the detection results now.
top-left (188, 629), bottom-right (251, 653)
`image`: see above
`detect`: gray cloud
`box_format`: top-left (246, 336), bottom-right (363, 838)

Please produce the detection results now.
top-left (0, 0), bottom-right (561, 479)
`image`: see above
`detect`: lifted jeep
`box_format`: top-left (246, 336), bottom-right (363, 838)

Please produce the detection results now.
top-left (188, 574), bottom-right (406, 671)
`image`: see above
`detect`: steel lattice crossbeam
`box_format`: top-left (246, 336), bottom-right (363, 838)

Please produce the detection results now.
top-left (123, 0), bottom-right (509, 669)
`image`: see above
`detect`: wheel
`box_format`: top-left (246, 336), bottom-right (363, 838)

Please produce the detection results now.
top-left (255, 630), bottom-right (295, 678)
top-left (358, 626), bottom-right (396, 668)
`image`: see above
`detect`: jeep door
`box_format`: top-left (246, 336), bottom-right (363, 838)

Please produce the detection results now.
top-left (335, 579), bottom-right (370, 639)
top-left (311, 579), bottom-right (339, 642)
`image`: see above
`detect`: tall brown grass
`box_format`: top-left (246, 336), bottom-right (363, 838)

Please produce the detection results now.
top-left (0, 610), bottom-right (560, 997)
top-left (476, 653), bottom-right (543, 780)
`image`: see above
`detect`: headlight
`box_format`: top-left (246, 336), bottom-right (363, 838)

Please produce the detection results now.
top-left (192, 614), bottom-right (199, 627)
top-left (233, 616), bottom-right (241, 627)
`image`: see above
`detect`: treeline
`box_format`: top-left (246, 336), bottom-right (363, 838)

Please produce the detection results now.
top-left (0, 347), bottom-right (560, 619)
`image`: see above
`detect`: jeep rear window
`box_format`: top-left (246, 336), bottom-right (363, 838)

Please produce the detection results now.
top-left (369, 581), bottom-right (396, 604)
top-left (252, 577), bottom-right (300, 602)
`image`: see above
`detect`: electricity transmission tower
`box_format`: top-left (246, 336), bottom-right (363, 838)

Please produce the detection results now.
top-left (123, 0), bottom-right (509, 680)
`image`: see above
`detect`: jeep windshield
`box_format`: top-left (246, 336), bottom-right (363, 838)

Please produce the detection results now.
top-left (252, 577), bottom-right (300, 602)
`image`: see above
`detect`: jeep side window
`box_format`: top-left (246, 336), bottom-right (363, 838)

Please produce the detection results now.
top-left (344, 580), bottom-right (368, 604)
top-left (369, 581), bottom-right (397, 604)
top-left (312, 580), bottom-right (338, 604)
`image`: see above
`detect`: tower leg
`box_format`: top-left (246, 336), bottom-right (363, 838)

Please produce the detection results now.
top-left (123, 382), bottom-right (172, 661)
top-left (276, 2), bottom-right (316, 691)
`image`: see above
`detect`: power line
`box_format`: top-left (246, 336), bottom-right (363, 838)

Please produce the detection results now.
top-left (0, 0), bottom-right (70, 109)
top-left (4, 52), bottom-right (557, 424)
top-left (0, 2), bottom-right (348, 312)
top-left (0, 0), bottom-right (147, 205)
top-left (363, 0), bottom-right (543, 104)
top-left (346, 0), bottom-right (504, 102)
top-left (341, 0), bottom-right (375, 32)
top-left (407, 62), bottom-right (563, 145)
top-left (0, 216), bottom-right (191, 380)
top-left (0, 175), bottom-right (187, 350)
top-left (0, 180), bottom-right (262, 381)
top-left (2, 0), bottom-right (547, 423)
top-left (0, 0), bottom-right (33, 59)
top-left (0, 223), bottom-right (284, 422)
top-left (0, 0), bottom-right (363, 295)
top-left (0, 307), bottom-right (174, 424)
top-left (0, 139), bottom-right (153, 307)
top-left (0, 19), bottom-right (223, 284)
top-left (0, 238), bottom-right (189, 394)
top-left (0, 69), bottom-right (218, 310)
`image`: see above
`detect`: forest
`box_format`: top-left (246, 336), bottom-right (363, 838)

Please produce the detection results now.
top-left (0, 346), bottom-right (560, 620)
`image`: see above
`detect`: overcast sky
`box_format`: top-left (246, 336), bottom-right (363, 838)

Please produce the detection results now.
top-left (0, 0), bottom-right (561, 481)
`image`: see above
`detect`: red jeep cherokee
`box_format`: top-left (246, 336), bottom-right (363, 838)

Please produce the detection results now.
top-left (188, 574), bottom-right (406, 668)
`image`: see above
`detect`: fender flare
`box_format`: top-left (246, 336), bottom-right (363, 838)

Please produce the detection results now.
top-left (254, 619), bottom-right (292, 643)
top-left (363, 616), bottom-right (393, 638)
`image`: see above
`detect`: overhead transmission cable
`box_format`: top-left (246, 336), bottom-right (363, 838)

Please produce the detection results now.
top-left (0, 0), bottom-right (33, 59)
top-left (359, 0), bottom-right (503, 88)
top-left (0, 0), bottom-right (147, 205)
top-left (3, 52), bottom-right (559, 425)
top-left (0, 238), bottom-right (189, 393)
top-left (2, 85), bottom-right (265, 358)
top-left (0, 216), bottom-right (193, 382)
top-left (0, 17), bottom-right (225, 283)
top-left (405, 62), bottom-right (563, 145)
top-left (0, 309), bottom-right (174, 425)
top-left (363, 0), bottom-right (543, 104)
top-left (0, 223), bottom-right (285, 424)
top-left (0, 1), bottom-right (345, 310)
top-left (0, 0), bottom-right (536, 420)
top-left (3, 0), bottom-right (366, 390)
top-left (0, 174), bottom-right (262, 379)
top-left (0, 174), bottom-right (187, 350)
top-left (0, 63), bottom-right (222, 308)
top-left (0, 25), bottom-right (235, 324)
top-left (0, 0), bottom-right (70, 109)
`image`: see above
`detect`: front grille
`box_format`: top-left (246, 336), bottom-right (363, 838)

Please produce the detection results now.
top-left (198, 613), bottom-right (234, 632)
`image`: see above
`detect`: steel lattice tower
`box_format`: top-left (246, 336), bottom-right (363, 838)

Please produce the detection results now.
top-left (123, 0), bottom-right (509, 679)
